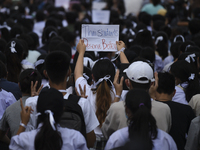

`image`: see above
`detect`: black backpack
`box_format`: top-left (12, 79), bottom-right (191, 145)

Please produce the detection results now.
top-left (59, 94), bottom-right (87, 139)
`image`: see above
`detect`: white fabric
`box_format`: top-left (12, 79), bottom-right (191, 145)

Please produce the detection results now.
top-left (105, 127), bottom-right (177, 150)
top-left (163, 55), bottom-right (173, 67)
top-left (163, 62), bottom-right (173, 73)
top-left (21, 59), bottom-right (34, 70)
top-left (33, 21), bottom-right (45, 38)
top-left (25, 87), bottom-right (99, 134)
top-left (75, 76), bottom-right (115, 137)
top-left (26, 50), bottom-right (41, 64)
top-left (154, 54), bottom-right (164, 73)
top-left (0, 89), bottom-right (16, 120)
top-left (9, 125), bottom-right (88, 150)
top-left (172, 86), bottom-right (188, 105)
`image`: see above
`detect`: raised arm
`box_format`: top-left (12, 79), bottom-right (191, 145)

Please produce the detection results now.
top-left (74, 39), bottom-right (86, 82)
top-left (116, 41), bottom-right (129, 64)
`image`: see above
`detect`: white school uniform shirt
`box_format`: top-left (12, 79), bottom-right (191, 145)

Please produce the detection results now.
top-left (25, 87), bottom-right (99, 134)
top-left (105, 127), bottom-right (177, 150)
top-left (0, 89), bottom-right (16, 120)
top-left (9, 124), bottom-right (88, 150)
top-left (172, 86), bottom-right (188, 105)
top-left (75, 77), bottom-right (116, 137)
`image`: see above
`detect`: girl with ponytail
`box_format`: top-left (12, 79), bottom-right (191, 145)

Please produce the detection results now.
top-left (9, 88), bottom-right (88, 150)
top-left (74, 40), bottom-right (124, 149)
top-left (105, 89), bottom-right (177, 150)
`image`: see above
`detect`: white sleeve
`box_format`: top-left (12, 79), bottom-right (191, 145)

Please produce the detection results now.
top-left (25, 96), bottom-right (38, 131)
top-left (75, 77), bottom-right (89, 95)
top-left (78, 97), bottom-right (99, 133)
top-left (74, 131), bottom-right (89, 150)
top-left (6, 92), bottom-right (16, 107)
top-left (9, 135), bottom-right (25, 150)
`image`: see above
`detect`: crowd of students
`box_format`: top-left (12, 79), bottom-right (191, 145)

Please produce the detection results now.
top-left (0, 0), bottom-right (200, 149)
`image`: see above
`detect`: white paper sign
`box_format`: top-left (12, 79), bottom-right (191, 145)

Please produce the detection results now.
top-left (92, 10), bottom-right (110, 24)
top-left (81, 24), bottom-right (119, 52)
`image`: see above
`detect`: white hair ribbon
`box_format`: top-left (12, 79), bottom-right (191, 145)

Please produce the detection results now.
top-left (34, 59), bottom-right (45, 68)
top-left (129, 39), bottom-right (134, 43)
top-left (138, 29), bottom-right (144, 33)
top-left (155, 36), bottom-right (163, 45)
top-left (132, 21), bottom-right (137, 28)
top-left (185, 53), bottom-right (196, 63)
top-left (45, 110), bottom-right (56, 130)
top-left (83, 73), bottom-right (90, 81)
top-left (111, 47), bottom-right (125, 62)
top-left (129, 29), bottom-right (135, 36)
top-left (91, 75), bottom-right (114, 90)
top-left (185, 45), bottom-right (191, 52)
top-left (173, 35), bottom-right (185, 43)
top-left (10, 41), bottom-right (17, 53)
top-left (0, 22), bottom-right (11, 31)
top-left (122, 28), bottom-right (128, 34)
top-left (188, 73), bottom-right (195, 81)
top-left (49, 31), bottom-right (57, 37)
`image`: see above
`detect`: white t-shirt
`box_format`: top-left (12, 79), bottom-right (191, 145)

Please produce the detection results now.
top-left (25, 87), bottom-right (99, 134)
top-left (75, 77), bottom-right (115, 137)
top-left (10, 124), bottom-right (88, 150)
top-left (105, 127), bottom-right (177, 150)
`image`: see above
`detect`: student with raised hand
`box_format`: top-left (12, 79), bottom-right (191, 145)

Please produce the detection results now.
top-left (74, 39), bottom-right (124, 149)
top-left (105, 89), bottom-right (177, 150)
top-left (25, 51), bottom-right (99, 148)
top-left (0, 69), bottom-right (42, 145)
top-left (9, 88), bottom-right (88, 150)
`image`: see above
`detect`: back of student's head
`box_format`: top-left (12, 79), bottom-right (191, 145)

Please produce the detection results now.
top-left (0, 38), bottom-right (7, 53)
top-left (35, 10), bottom-right (46, 22)
top-left (133, 29), bottom-right (155, 49)
top-left (42, 26), bottom-right (58, 44)
top-left (170, 41), bottom-right (182, 60)
top-left (139, 47), bottom-right (155, 63)
top-left (179, 41), bottom-right (195, 53)
top-left (55, 41), bottom-right (72, 58)
top-left (92, 59), bottom-right (115, 126)
top-left (170, 60), bottom-right (200, 102)
top-left (10, 25), bottom-right (24, 39)
top-left (35, 88), bottom-right (64, 150)
top-left (157, 72), bottom-right (175, 95)
top-left (189, 18), bottom-right (200, 35)
top-left (139, 12), bottom-right (152, 26)
top-left (153, 20), bottom-right (165, 31)
top-left (154, 31), bottom-right (168, 59)
top-left (45, 51), bottom-right (70, 85)
top-left (17, 34), bottom-right (34, 50)
top-left (19, 69), bottom-right (42, 95)
top-left (125, 89), bottom-right (157, 149)
top-left (152, 0), bottom-right (161, 6)
top-left (159, 25), bottom-right (172, 39)
top-left (28, 32), bottom-right (39, 49)
top-left (5, 39), bottom-right (25, 82)
top-left (45, 18), bottom-right (57, 29)
top-left (35, 54), bottom-right (47, 79)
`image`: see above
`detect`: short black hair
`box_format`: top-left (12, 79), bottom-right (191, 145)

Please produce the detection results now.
top-left (170, 42), bottom-right (182, 59)
top-left (45, 51), bottom-right (70, 85)
top-left (157, 72), bottom-right (175, 95)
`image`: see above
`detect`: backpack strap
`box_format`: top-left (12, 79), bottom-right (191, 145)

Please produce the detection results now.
top-left (68, 94), bottom-right (81, 104)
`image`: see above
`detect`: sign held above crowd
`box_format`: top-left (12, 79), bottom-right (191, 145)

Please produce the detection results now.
top-left (81, 24), bottom-right (119, 52)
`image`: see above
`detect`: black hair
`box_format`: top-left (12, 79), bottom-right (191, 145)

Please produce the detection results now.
top-left (159, 25), bottom-right (172, 38)
top-left (129, 45), bottom-right (143, 56)
top-left (10, 25), bottom-right (24, 39)
top-left (28, 32), bottom-right (39, 49)
top-left (189, 18), bottom-right (200, 35)
top-left (92, 59), bottom-right (115, 126)
top-left (35, 88), bottom-right (64, 150)
top-left (139, 12), bottom-right (152, 26)
top-left (55, 41), bottom-right (72, 58)
top-left (65, 12), bottom-right (78, 24)
top-left (152, 0), bottom-right (161, 6)
top-left (5, 39), bottom-right (25, 83)
top-left (42, 26), bottom-right (58, 44)
top-left (0, 51), bottom-right (6, 65)
top-left (178, 52), bottom-right (199, 69)
top-left (154, 32), bottom-right (168, 60)
top-left (125, 89), bottom-right (157, 149)
top-left (0, 60), bottom-right (7, 78)
top-left (19, 69), bottom-right (42, 94)
top-left (157, 72), bottom-right (175, 95)
top-left (133, 30), bottom-right (155, 50)
top-left (139, 47), bottom-right (155, 63)
top-left (152, 14), bottom-right (165, 23)
top-left (124, 50), bottom-right (138, 64)
top-left (35, 54), bottom-right (47, 80)
top-left (60, 31), bottom-right (76, 47)
top-left (17, 34), bottom-right (34, 50)
top-left (153, 20), bottom-right (165, 31)
top-left (170, 60), bottom-right (200, 102)
top-left (35, 10), bottom-right (46, 22)
top-left (45, 51), bottom-right (70, 85)
top-left (0, 38), bottom-right (7, 53)
top-left (170, 42), bottom-right (182, 60)
top-left (45, 18), bottom-right (57, 29)
top-left (179, 41), bottom-right (195, 53)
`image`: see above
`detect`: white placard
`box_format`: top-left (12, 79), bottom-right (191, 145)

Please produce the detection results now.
top-left (81, 24), bottom-right (119, 52)
top-left (92, 10), bottom-right (110, 24)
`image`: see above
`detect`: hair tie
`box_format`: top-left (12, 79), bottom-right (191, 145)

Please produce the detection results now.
top-left (188, 73), bottom-right (195, 81)
top-left (185, 53), bottom-right (196, 63)
top-left (34, 59), bottom-right (45, 68)
top-left (155, 36), bottom-right (163, 45)
top-left (173, 35), bottom-right (185, 43)
top-left (45, 110), bottom-right (56, 130)
top-left (185, 45), bottom-right (191, 52)
top-left (91, 75), bottom-right (114, 90)
top-left (129, 29), bottom-right (135, 36)
top-left (10, 41), bottom-right (17, 53)
top-left (0, 22), bottom-right (11, 31)
top-left (122, 28), bottom-right (128, 34)
top-left (139, 103), bottom-right (144, 107)
top-left (49, 31), bottom-right (57, 37)
top-left (83, 73), bottom-right (90, 81)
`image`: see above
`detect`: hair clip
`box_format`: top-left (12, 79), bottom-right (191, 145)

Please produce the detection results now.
top-left (49, 31), bottom-right (57, 37)
top-left (188, 73), bottom-right (195, 81)
top-left (10, 41), bottom-right (17, 53)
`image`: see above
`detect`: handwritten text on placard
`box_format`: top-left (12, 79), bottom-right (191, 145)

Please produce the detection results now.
top-left (81, 24), bottom-right (119, 51)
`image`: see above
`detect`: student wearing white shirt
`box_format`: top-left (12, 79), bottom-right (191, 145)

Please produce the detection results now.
top-left (74, 40), bottom-right (124, 149)
top-left (10, 88), bottom-right (88, 150)
top-left (105, 89), bottom-right (177, 150)
top-left (25, 51), bottom-right (99, 148)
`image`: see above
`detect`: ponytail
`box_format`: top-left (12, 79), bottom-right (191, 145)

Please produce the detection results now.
top-left (34, 115), bottom-right (63, 150)
top-left (125, 89), bottom-right (158, 149)
top-left (96, 80), bottom-right (112, 127)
